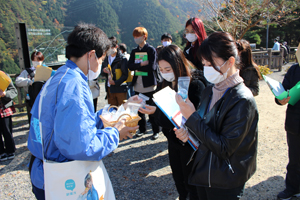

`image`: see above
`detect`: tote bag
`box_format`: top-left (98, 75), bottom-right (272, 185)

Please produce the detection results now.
top-left (43, 160), bottom-right (115, 200)
top-left (39, 69), bottom-right (116, 200)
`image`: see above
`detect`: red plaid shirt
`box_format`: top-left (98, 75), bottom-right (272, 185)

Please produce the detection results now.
top-left (0, 101), bottom-right (16, 118)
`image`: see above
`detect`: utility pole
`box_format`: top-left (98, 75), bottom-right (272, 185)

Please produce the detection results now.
top-left (266, 1), bottom-right (269, 50)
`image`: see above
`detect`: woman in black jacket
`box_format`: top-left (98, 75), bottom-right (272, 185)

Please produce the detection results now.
top-left (175, 32), bottom-right (258, 200)
top-left (183, 17), bottom-right (207, 71)
top-left (140, 45), bottom-right (207, 200)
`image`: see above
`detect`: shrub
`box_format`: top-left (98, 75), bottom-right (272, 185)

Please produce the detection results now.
top-left (258, 65), bottom-right (273, 76)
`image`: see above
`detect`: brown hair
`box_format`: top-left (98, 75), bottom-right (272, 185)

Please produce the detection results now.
top-left (31, 51), bottom-right (44, 61)
top-left (236, 39), bottom-right (262, 79)
top-left (132, 27), bottom-right (148, 40)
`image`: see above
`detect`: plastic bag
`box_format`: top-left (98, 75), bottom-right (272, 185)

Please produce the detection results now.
top-left (178, 77), bottom-right (190, 101)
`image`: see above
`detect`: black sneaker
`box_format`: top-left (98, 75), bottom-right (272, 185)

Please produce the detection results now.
top-left (277, 189), bottom-right (300, 200)
top-left (0, 153), bottom-right (8, 161)
top-left (151, 133), bottom-right (159, 140)
top-left (136, 131), bottom-right (145, 137)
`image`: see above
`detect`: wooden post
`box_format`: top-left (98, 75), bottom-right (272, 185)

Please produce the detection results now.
top-left (268, 49), bottom-right (272, 69)
top-left (279, 48), bottom-right (284, 71)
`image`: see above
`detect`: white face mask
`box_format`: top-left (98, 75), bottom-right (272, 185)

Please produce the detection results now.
top-left (32, 61), bottom-right (43, 68)
top-left (87, 53), bottom-right (102, 80)
top-left (107, 48), bottom-right (116, 56)
top-left (162, 41), bottom-right (171, 47)
top-left (161, 72), bottom-right (175, 82)
top-left (134, 36), bottom-right (144, 45)
top-left (186, 33), bottom-right (197, 43)
top-left (203, 61), bottom-right (229, 84)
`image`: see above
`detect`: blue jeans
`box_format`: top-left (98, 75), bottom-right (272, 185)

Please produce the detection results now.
top-left (196, 184), bottom-right (245, 200)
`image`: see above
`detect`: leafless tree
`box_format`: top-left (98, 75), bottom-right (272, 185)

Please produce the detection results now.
top-left (193, 0), bottom-right (300, 39)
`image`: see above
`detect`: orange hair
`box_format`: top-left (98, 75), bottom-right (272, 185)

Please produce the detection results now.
top-left (132, 27), bottom-right (148, 40)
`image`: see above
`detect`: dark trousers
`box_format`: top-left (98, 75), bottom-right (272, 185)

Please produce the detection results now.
top-left (135, 91), bottom-right (159, 134)
top-left (26, 100), bottom-right (32, 125)
top-left (168, 140), bottom-right (198, 200)
top-left (32, 183), bottom-right (45, 200)
top-left (93, 98), bottom-right (98, 112)
top-left (196, 184), bottom-right (245, 200)
top-left (285, 132), bottom-right (300, 192)
top-left (0, 116), bottom-right (16, 154)
top-left (126, 82), bottom-right (135, 99)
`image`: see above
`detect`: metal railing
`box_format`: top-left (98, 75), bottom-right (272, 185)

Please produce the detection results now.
top-left (9, 74), bottom-right (106, 109)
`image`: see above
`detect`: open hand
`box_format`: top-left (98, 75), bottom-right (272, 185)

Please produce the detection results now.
top-left (139, 105), bottom-right (156, 115)
top-left (123, 95), bottom-right (143, 109)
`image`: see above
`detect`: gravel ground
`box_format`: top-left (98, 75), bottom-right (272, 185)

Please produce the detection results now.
top-left (0, 63), bottom-right (300, 200)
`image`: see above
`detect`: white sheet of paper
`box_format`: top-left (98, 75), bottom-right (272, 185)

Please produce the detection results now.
top-left (263, 75), bottom-right (285, 97)
top-left (153, 86), bottom-right (179, 117)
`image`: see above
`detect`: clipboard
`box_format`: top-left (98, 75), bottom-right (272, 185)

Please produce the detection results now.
top-left (153, 86), bottom-right (200, 150)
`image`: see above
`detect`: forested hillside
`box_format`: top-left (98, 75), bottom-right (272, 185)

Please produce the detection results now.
top-left (0, 0), bottom-right (201, 74)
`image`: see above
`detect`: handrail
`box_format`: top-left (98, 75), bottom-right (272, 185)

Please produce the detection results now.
top-left (9, 73), bottom-right (106, 109)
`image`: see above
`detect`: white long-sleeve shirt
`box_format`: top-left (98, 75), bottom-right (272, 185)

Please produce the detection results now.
top-left (15, 69), bottom-right (35, 93)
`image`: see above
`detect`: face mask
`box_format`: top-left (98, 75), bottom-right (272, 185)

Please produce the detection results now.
top-left (32, 61), bottom-right (43, 68)
top-left (203, 61), bottom-right (229, 84)
top-left (186, 33), bottom-right (198, 43)
top-left (87, 53), bottom-right (102, 80)
top-left (161, 72), bottom-right (175, 82)
top-left (107, 48), bottom-right (116, 56)
top-left (134, 36), bottom-right (144, 45)
top-left (162, 41), bottom-right (171, 47)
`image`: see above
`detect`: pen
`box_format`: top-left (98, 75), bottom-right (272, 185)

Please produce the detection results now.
top-left (287, 90), bottom-right (289, 97)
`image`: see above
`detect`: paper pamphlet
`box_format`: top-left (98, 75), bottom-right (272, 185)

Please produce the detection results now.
top-left (0, 71), bottom-right (11, 91)
top-left (263, 75), bottom-right (285, 97)
top-left (153, 86), bottom-right (200, 150)
top-left (134, 52), bottom-right (148, 64)
top-left (34, 65), bottom-right (53, 82)
top-left (263, 75), bottom-right (300, 105)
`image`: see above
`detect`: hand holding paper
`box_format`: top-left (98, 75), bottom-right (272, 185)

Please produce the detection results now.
top-left (140, 60), bottom-right (149, 66)
top-left (174, 127), bottom-right (189, 143)
top-left (0, 89), bottom-right (5, 97)
top-left (175, 93), bottom-right (195, 119)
